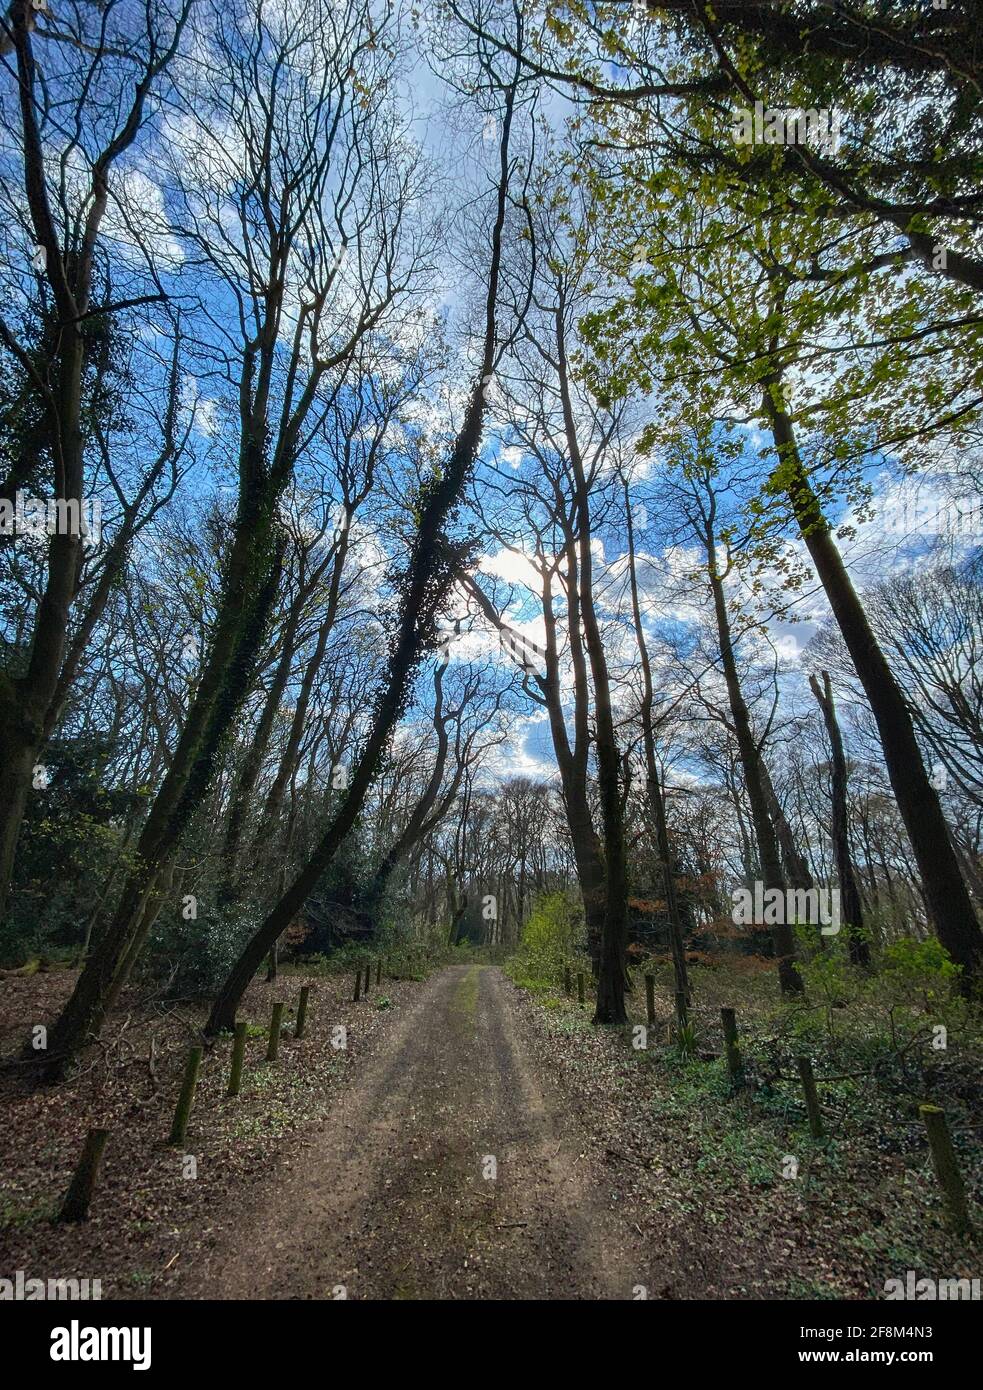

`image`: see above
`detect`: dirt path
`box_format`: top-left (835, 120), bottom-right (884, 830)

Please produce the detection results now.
top-left (179, 965), bottom-right (639, 1300)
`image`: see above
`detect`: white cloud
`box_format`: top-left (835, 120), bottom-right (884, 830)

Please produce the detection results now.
top-left (477, 546), bottom-right (544, 593)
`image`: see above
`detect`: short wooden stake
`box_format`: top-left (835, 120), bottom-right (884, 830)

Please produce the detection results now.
top-left (796, 1055), bottom-right (824, 1139)
top-left (169, 1046), bottom-right (203, 1146)
top-left (266, 1002), bottom-right (285, 1062)
top-left (59, 1128), bottom-right (109, 1222)
top-left (645, 973), bottom-right (656, 1026)
top-left (364, 962), bottom-right (372, 996)
top-left (375, 959), bottom-right (382, 986)
top-left (920, 1104), bottom-right (972, 1234)
top-left (295, 986), bottom-right (310, 1039)
top-left (577, 971), bottom-right (585, 1005)
top-left (227, 1020), bottom-right (247, 1096)
top-left (353, 970), bottom-right (361, 1002)
top-left (720, 1007), bottom-right (743, 1087)
top-left (563, 964), bottom-right (571, 996)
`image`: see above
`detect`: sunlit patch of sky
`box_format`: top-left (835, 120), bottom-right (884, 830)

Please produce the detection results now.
top-left (109, 3), bottom-right (981, 792)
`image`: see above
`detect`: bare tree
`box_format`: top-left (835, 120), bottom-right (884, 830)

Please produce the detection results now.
top-left (0, 0), bottom-right (193, 916)
top-left (809, 668), bottom-right (869, 966)
top-left (205, 54), bottom-right (524, 1035)
top-left (47, 0), bottom-right (434, 1071)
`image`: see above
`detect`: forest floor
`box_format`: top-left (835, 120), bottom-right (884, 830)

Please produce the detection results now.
top-left (1, 959), bottom-right (980, 1299)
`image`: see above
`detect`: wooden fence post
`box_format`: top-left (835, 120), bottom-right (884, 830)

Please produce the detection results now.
top-left (169, 1046), bottom-right (203, 1146)
top-left (266, 1002), bottom-right (285, 1062)
top-left (227, 1020), bottom-right (248, 1096)
top-left (295, 986), bottom-right (310, 1040)
top-left (59, 1128), bottom-right (110, 1222)
top-left (796, 1055), bottom-right (824, 1139)
top-left (577, 971), bottom-right (585, 1005)
top-left (645, 974), bottom-right (656, 1026)
top-left (353, 970), bottom-right (361, 1002)
top-left (376, 959), bottom-right (382, 986)
top-left (920, 1104), bottom-right (972, 1234)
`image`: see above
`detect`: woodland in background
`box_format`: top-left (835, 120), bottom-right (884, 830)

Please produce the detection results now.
top-left (0, 0), bottom-right (980, 1074)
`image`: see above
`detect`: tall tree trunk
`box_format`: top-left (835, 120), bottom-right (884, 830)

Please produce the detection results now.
top-left (0, 335), bottom-right (84, 919)
top-left (726, 760), bottom-right (757, 883)
top-left (809, 670), bottom-right (870, 967)
top-left (252, 524), bottom-right (353, 857)
top-left (254, 613), bottom-right (334, 852)
top-left (623, 480), bottom-right (690, 1002)
top-left (357, 661), bottom-right (461, 928)
top-left (46, 481), bottom-right (286, 1074)
top-left (543, 562), bottom-right (607, 974)
top-left (764, 381), bottom-right (981, 983)
top-left (219, 610), bottom-right (302, 895)
top-left (555, 300), bottom-right (630, 1024)
top-left (460, 565), bottom-right (607, 970)
top-left (205, 78), bottom-right (517, 1035)
top-left (705, 536), bottom-right (802, 992)
top-left (760, 757), bottom-right (813, 892)
top-left (0, 0), bottom-right (188, 919)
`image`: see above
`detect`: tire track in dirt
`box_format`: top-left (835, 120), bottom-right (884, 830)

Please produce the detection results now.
top-left (180, 965), bottom-right (639, 1300)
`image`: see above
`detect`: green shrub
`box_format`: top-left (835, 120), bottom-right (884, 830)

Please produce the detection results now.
top-left (506, 889), bottom-right (585, 991)
top-left (877, 936), bottom-right (958, 1007)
